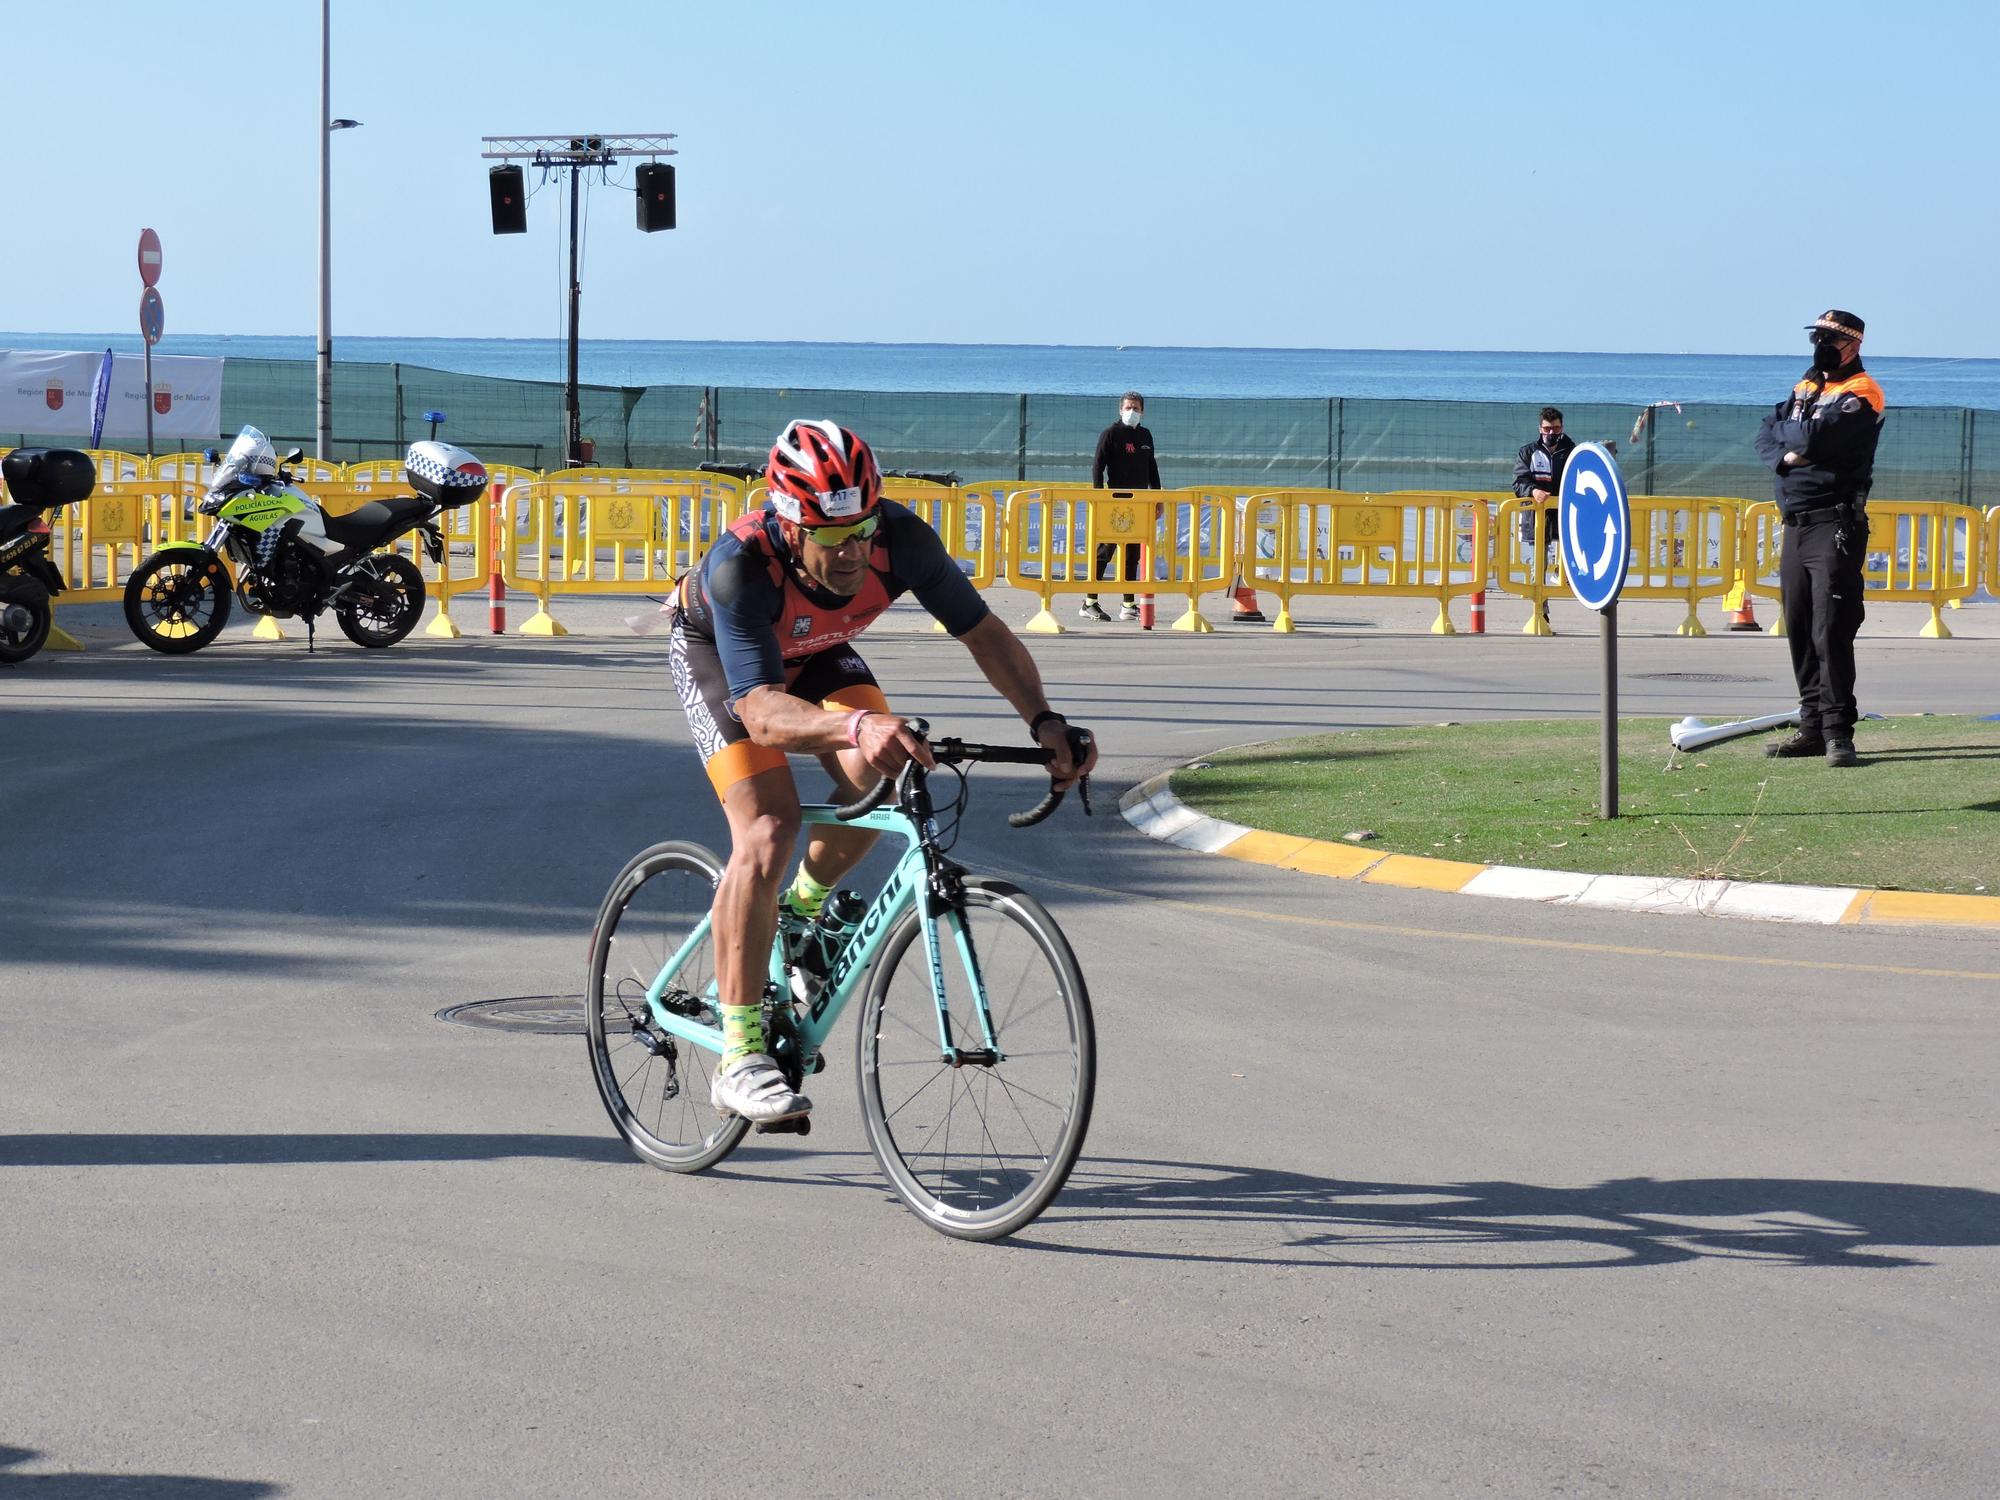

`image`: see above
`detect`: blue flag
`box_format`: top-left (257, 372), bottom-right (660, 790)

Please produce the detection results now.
top-left (89, 348), bottom-right (113, 448)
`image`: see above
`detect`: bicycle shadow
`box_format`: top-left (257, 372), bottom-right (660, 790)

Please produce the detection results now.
top-left (996, 1157), bottom-right (2000, 1270)
top-left (0, 1445), bottom-right (278, 1497)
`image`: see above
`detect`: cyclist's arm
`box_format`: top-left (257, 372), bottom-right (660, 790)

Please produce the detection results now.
top-left (956, 614), bottom-right (1100, 788)
top-left (737, 685), bottom-right (933, 773)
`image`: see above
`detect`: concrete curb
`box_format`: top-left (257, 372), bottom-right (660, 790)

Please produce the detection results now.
top-left (1120, 771), bottom-right (2000, 930)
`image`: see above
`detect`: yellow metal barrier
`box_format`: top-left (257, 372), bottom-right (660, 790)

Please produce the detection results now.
top-left (1004, 486), bottom-right (1232, 634)
top-left (883, 478), bottom-right (999, 592)
top-left (1859, 501), bottom-right (1982, 638)
top-left (499, 471), bottom-right (749, 636)
top-left (1740, 499), bottom-right (1983, 639)
top-left (1735, 500), bottom-right (1785, 634)
top-left (1987, 507), bottom-right (1999, 600)
top-left (1239, 490), bottom-right (1489, 634)
top-left (1493, 493), bottom-right (1737, 636)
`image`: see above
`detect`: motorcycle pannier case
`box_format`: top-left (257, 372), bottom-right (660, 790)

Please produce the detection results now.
top-left (404, 442), bottom-right (489, 507)
top-left (2, 448), bottom-right (96, 510)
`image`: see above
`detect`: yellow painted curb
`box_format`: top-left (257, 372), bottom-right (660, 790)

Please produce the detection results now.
top-left (1137, 765), bottom-right (2000, 932)
top-left (1362, 853), bottom-right (1488, 892)
top-left (1284, 840), bottom-right (1386, 880)
top-left (1847, 890), bottom-right (2000, 927)
top-left (1217, 830), bottom-right (1317, 866)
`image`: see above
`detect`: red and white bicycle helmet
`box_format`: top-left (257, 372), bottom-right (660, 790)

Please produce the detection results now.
top-left (765, 419), bottom-right (882, 526)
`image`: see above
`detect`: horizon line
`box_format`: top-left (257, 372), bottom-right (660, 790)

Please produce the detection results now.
top-left (2, 331), bottom-right (1990, 364)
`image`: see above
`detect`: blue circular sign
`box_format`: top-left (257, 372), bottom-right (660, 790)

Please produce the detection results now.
top-left (139, 286), bottom-right (166, 346)
top-left (1559, 441), bottom-right (1630, 612)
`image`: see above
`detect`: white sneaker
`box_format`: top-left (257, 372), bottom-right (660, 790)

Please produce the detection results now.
top-left (1078, 601), bottom-right (1111, 622)
top-left (1118, 603), bottom-right (1141, 621)
top-left (710, 1053), bottom-right (811, 1123)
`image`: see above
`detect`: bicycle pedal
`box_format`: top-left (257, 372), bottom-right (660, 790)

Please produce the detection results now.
top-left (754, 1115), bottom-right (812, 1136)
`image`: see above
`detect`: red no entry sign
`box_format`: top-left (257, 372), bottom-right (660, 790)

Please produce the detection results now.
top-left (137, 227), bottom-right (163, 288)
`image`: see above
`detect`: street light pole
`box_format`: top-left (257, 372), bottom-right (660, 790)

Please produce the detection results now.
top-left (316, 1), bottom-right (359, 462)
top-left (316, 0), bottom-right (331, 460)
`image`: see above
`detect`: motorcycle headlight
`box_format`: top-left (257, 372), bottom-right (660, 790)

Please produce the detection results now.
top-left (198, 493), bottom-right (225, 516)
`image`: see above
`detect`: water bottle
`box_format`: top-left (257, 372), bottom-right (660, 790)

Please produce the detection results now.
top-left (815, 890), bottom-right (866, 968)
top-left (788, 889), bottom-right (866, 1003)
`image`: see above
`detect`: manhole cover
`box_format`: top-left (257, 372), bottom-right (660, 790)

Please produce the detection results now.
top-left (437, 995), bottom-right (588, 1035)
top-left (1636, 672), bottom-right (1764, 684)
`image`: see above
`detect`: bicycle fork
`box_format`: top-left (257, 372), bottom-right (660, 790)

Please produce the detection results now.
top-left (920, 859), bottom-right (1003, 1068)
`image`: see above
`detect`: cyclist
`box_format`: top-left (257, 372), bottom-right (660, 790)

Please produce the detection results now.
top-left (670, 419), bottom-right (1098, 1125)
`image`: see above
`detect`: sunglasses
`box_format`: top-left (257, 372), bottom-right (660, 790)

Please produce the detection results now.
top-left (802, 513), bottom-right (880, 547)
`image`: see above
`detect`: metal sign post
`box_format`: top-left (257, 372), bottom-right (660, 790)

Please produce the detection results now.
top-left (1558, 441), bottom-right (1632, 819)
top-left (137, 229), bottom-right (164, 458)
top-left (138, 286), bottom-right (165, 458)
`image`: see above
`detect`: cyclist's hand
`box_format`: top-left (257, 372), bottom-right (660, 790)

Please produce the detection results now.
top-left (856, 712), bottom-right (935, 777)
top-left (1037, 718), bottom-right (1098, 791)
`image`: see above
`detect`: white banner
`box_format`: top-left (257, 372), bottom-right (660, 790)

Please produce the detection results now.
top-left (0, 349), bottom-right (225, 443)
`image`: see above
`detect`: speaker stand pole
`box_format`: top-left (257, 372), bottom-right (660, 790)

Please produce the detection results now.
top-left (565, 163), bottom-right (582, 468)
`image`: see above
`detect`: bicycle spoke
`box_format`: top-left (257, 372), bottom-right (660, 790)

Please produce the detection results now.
top-left (586, 844), bottom-right (745, 1173)
top-left (860, 881), bottom-right (1093, 1239)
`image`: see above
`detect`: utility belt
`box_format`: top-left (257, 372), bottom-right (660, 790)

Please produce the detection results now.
top-left (1783, 501), bottom-right (1862, 528)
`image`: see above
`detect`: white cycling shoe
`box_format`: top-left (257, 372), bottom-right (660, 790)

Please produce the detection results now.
top-left (711, 1053), bottom-right (812, 1124)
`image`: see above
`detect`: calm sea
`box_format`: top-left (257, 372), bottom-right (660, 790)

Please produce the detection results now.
top-left (8, 333), bottom-right (1999, 409)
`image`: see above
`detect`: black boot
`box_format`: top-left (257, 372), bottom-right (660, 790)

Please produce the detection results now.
top-left (1765, 728), bottom-right (1826, 759)
top-left (1824, 737), bottom-right (1858, 768)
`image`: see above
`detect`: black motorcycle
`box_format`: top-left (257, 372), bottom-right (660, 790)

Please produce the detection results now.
top-left (0, 447), bottom-right (93, 665)
top-left (123, 426), bottom-right (491, 654)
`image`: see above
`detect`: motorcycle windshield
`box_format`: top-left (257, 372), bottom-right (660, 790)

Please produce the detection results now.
top-left (210, 427), bottom-right (276, 493)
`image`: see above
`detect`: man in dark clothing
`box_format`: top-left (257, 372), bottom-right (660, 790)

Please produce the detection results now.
top-left (1752, 309), bottom-right (1885, 769)
top-left (1513, 407), bottom-right (1575, 625)
top-left (1082, 390), bottom-right (1161, 621)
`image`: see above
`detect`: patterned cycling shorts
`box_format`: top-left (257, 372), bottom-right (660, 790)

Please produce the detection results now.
top-left (668, 616), bottom-right (890, 798)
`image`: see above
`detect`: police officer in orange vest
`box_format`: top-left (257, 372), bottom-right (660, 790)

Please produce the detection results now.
top-left (1753, 310), bottom-right (1885, 768)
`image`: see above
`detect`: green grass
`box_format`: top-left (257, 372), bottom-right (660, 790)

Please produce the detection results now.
top-left (1173, 715), bottom-right (2000, 894)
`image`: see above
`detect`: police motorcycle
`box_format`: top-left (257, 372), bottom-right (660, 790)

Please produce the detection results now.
top-left (0, 447), bottom-right (93, 664)
top-left (121, 426), bottom-right (489, 654)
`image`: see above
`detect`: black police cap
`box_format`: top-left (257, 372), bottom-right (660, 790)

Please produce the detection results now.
top-left (1806, 310), bottom-right (1865, 339)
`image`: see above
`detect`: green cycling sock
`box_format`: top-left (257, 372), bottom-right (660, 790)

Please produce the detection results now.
top-left (788, 867), bottom-right (833, 920)
top-left (720, 1003), bottom-right (765, 1070)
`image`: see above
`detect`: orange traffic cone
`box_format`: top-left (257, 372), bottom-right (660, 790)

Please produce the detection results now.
top-left (1230, 580), bottom-right (1265, 624)
top-left (1727, 593), bottom-right (1760, 631)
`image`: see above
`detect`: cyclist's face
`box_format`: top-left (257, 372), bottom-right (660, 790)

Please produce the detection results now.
top-left (793, 524), bottom-right (872, 595)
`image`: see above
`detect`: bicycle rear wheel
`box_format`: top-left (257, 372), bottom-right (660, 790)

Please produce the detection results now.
top-left (856, 877), bottom-right (1095, 1241)
top-left (586, 840), bottom-right (749, 1172)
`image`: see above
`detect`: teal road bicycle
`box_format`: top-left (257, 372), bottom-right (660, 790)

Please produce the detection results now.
top-left (584, 724), bottom-right (1097, 1241)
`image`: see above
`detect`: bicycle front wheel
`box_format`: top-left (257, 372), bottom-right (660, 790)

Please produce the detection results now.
top-left (856, 877), bottom-right (1095, 1241)
top-left (586, 840), bottom-right (749, 1172)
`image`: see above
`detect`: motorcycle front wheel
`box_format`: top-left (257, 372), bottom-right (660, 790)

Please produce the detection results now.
top-left (335, 554), bottom-right (426, 648)
top-left (0, 593), bottom-right (52, 664)
top-left (124, 552), bottom-right (232, 654)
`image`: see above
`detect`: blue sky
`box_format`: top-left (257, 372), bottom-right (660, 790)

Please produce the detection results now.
top-left (4, 0), bottom-right (1991, 356)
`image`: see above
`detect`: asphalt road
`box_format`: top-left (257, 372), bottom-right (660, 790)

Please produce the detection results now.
top-left (3, 593), bottom-right (1996, 1498)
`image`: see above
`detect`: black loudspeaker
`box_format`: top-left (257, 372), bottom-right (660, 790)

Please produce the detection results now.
top-left (488, 166), bottom-right (527, 235)
top-left (636, 163), bottom-right (676, 232)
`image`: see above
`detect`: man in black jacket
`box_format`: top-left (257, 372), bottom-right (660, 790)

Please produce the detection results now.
top-left (1513, 407), bottom-right (1575, 625)
top-left (1752, 310), bottom-right (1885, 768)
top-left (1082, 391), bottom-right (1161, 621)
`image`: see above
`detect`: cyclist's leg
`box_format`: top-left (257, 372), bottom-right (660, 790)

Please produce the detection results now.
top-left (671, 618), bottom-right (806, 1112)
top-left (714, 764), bottom-right (801, 1029)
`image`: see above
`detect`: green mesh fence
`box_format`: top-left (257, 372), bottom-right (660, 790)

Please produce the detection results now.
top-left (6, 359), bottom-right (1994, 506)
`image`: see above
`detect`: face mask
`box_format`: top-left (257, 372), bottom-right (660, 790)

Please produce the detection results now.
top-left (1811, 341), bottom-right (1845, 374)
top-left (1120, 409), bottom-right (1141, 426)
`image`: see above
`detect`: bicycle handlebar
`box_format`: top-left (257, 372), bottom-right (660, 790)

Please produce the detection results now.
top-left (832, 727), bottom-right (1095, 827)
